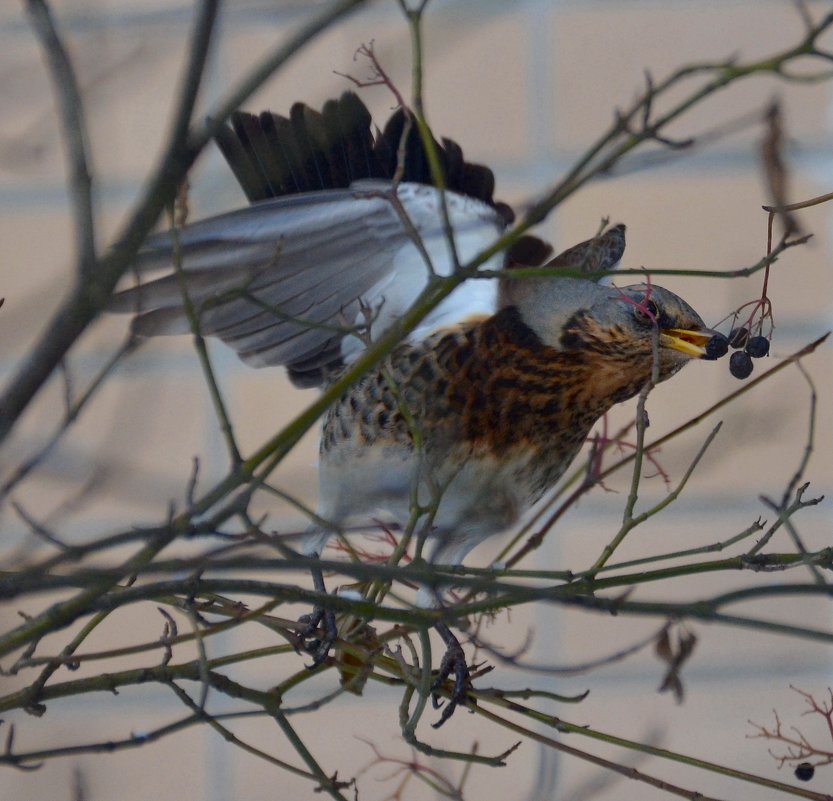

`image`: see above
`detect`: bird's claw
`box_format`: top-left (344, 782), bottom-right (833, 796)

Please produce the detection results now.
top-left (297, 606), bottom-right (338, 668)
top-left (430, 626), bottom-right (473, 728)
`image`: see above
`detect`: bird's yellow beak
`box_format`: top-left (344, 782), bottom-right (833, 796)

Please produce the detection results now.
top-left (660, 328), bottom-right (714, 358)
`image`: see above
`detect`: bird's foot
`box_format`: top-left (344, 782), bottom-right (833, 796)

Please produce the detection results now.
top-left (430, 622), bottom-right (474, 728)
top-left (295, 562), bottom-right (338, 667)
top-left (297, 605), bottom-right (338, 667)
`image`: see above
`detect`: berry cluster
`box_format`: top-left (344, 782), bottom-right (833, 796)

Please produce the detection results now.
top-left (704, 327), bottom-right (770, 379)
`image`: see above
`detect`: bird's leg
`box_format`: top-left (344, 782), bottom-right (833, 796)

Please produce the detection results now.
top-left (297, 559), bottom-right (338, 667)
top-left (430, 620), bottom-right (473, 728)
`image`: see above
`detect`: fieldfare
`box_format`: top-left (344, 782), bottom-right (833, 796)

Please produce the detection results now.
top-left (112, 92), bottom-right (715, 724)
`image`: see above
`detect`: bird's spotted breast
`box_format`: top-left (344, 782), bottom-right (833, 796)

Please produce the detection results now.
top-left (321, 305), bottom-right (653, 507)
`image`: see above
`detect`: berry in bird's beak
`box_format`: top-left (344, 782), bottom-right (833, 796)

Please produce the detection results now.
top-left (660, 328), bottom-right (717, 358)
top-left (704, 333), bottom-right (730, 360)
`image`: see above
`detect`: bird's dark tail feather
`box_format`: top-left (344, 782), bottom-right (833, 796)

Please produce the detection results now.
top-left (213, 91), bottom-right (515, 223)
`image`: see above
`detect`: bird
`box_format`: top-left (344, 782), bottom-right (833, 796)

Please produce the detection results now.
top-left (111, 92), bottom-right (716, 725)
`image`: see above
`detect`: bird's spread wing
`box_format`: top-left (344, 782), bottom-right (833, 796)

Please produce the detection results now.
top-left (110, 92), bottom-right (530, 386)
top-left (110, 180), bottom-right (507, 381)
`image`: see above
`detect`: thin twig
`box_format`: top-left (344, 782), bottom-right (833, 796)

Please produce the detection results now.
top-left (25, 0), bottom-right (95, 276)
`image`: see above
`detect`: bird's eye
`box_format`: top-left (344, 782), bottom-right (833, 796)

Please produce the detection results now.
top-left (633, 299), bottom-right (659, 326)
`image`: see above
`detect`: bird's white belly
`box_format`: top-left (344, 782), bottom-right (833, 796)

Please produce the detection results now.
top-left (312, 445), bottom-right (531, 565)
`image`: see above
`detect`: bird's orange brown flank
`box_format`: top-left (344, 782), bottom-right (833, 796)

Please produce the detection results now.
top-left (322, 304), bottom-right (667, 505)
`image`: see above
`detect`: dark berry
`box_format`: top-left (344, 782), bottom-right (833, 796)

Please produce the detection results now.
top-left (729, 327), bottom-right (749, 348)
top-left (795, 762), bottom-right (815, 782)
top-left (729, 350), bottom-right (753, 379)
top-left (746, 336), bottom-right (770, 358)
top-left (704, 334), bottom-right (729, 360)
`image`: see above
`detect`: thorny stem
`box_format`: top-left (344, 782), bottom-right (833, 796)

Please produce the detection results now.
top-left (757, 363), bottom-right (827, 586)
top-left (271, 708), bottom-right (354, 801)
top-left (486, 229), bottom-right (810, 284)
top-left (18, 609), bottom-right (112, 715)
top-left (166, 682), bottom-right (315, 779)
top-left (592, 380), bottom-right (655, 573)
top-left (591, 422), bottom-right (723, 573)
top-left (1, 543), bottom-right (829, 617)
top-left (401, 627), bottom-right (433, 739)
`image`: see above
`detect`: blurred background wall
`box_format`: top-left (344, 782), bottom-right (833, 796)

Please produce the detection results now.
top-left (0, 1), bottom-right (831, 799)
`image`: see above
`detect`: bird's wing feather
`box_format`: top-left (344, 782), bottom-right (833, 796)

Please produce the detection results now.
top-left (111, 180), bottom-right (506, 375)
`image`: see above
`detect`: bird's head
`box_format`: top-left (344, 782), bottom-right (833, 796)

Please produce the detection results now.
top-left (504, 277), bottom-right (712, 399)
